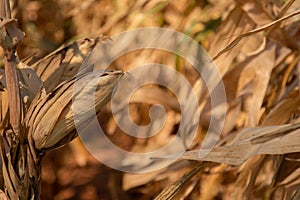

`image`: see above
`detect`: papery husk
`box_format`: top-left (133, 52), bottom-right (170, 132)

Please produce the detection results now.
top-left (31, 36), bottom-right (110, 93)
top-left (25, 70), bottom-right (123, 150)
top-left (0, 18), bottom-right (24, 49)
top-left (17, 61), bottom-right (43, 101)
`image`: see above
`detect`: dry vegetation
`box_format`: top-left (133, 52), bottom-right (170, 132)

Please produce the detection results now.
top-left (0, 0), bottom-right (300, 199)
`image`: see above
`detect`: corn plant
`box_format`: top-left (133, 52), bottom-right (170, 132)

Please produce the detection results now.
top-left (0, 0), bottom-right (123, 199)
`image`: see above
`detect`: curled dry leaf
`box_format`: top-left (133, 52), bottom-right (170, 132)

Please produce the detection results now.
top-left (155, 123), bottom-right (300, 165)
top-left (154, 163), bottom-right (205, 200)
top-left (212, 8), bottom-right (300, 60)
top-left (237, 0), bottom-right (272, 25)
top-left (25, 70), bottom-right (123, 150)
top-left (0, 61), bottom-right (42, 132)
top-left (0, 18), bottom-right (24, 49)
top-left (272, 166), bottom-right (300, 198)
top-left (208, 6), bottom-right (254, 75)
top-left (17, 62), bottom-right (43, 102)
top-left (263, 91), bottom-right (300, 125)
top-left (31, 36), bottom-right (109, 93)
top-left (244, 42), bottom-right (276, 126)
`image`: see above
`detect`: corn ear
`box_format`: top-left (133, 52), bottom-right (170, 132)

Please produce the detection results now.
top-left (25, 70), bottom-right (123, 150)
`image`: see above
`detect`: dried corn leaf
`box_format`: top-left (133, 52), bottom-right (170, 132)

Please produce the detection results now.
top-left (213, 8), bottom-right (300, 60)
top-left (245, 42), bottom-right (276, 126)
top-left (199, 82), bottom-right (299, 199)
top-left (199, 164), bottom-right (227, 200)
top-left (236, 0), bottom-right (273, 25)
top-left (25, 70), bottom-right (123, 150)
top-left (0, 89), bottom-right (8, 128)
top-left (221, 42), bottom-right (275, 124)
top-left (154, 163), bottom-right (205, 200)
top-left (0, 64), bottom-right (35, 135)
top-left (0, 18), bottom-right (24, 49)
top-left (263, 91), bottom-right (300, 125)
top-left (274, 167), bottom-right (300, 192)
top-left (156, 123), bottom-right (300, 165)
top-left (0, 137), bottom-right (21, 200)
top-left (17, 62), bottom-right (43, 101)
top-left (208, 6), bottom-right (253, 75)
top-left (229, 156), bottom-right (265, 199)
top-left (31, 37), bottom-right (107, 92)
top-left (271, 158), bottom-right (300, 199)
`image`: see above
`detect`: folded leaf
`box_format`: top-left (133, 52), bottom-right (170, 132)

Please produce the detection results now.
top-left (154, 123), bottom-right (300, 165)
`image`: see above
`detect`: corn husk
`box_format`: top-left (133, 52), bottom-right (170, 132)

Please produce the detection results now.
top-left (25, 70), bottom-right (123, 150)
top-left (31, 36), bottom-right (110, 93)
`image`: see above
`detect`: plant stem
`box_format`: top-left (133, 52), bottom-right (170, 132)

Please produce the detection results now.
top-left (3, 48), bottom-right (21, 137)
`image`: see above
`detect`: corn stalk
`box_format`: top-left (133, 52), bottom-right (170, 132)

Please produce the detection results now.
top-left (0, 0), bottom-right (123, 199)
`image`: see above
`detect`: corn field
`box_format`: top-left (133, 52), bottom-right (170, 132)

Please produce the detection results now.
top-left (0, 0), bottom-right (300, 199)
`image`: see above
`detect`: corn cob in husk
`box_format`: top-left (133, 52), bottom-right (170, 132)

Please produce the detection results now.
top-left (25, 70), bottom-right (123, 150)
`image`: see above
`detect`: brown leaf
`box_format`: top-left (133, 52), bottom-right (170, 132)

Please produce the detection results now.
top-left (212, 8), bottom-right (300, 60)
top-left (0, 18), bottom-right (24, 49)
top-left (245, 42), bottom-right (276, 126)
top-left (155, 123), bottom-right (300, 165)
top-left (263, 91), bottom-right (300, 125)
top-left (236, 0), bottom-right (273, 25)
top-left (154, 163), bottom-right (205, 200)
top-left (17, 62), bottom-right (43, 102)
top-left (3, 49), bottom-right (21, 135)
top-left (208, 6), bottom-right (254, 75)
top-left (0, 89), bottom-right (9, 128)
top-left (31, 37), bottom-right (108, 93)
